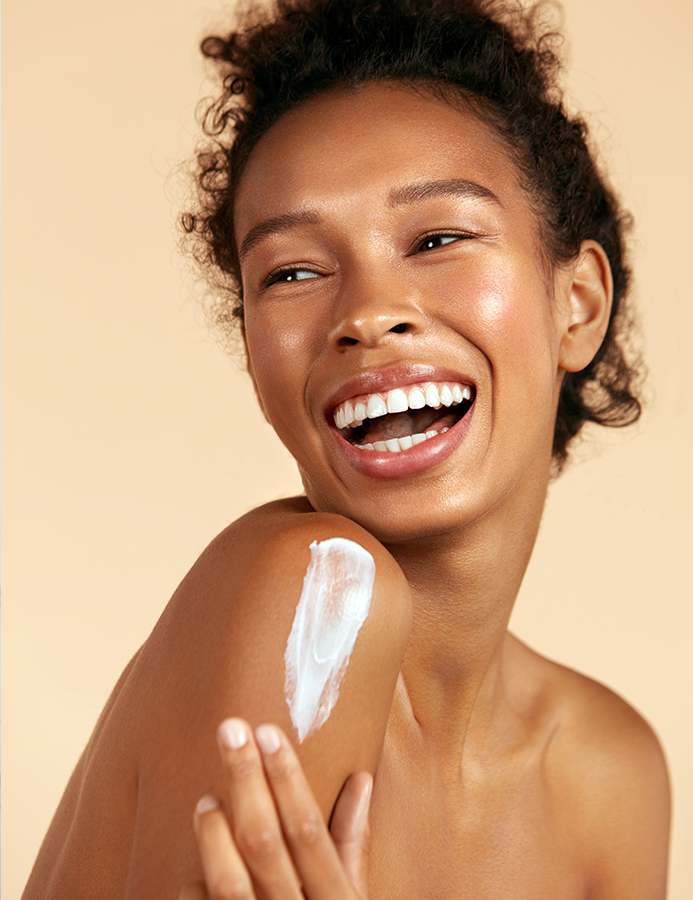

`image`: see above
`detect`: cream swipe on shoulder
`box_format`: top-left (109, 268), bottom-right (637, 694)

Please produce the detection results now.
top-left (284, 538), bottom-right (376, 742)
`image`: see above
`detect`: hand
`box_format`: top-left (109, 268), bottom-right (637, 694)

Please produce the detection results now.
top-left (179, 718), bottom-right (372, 900)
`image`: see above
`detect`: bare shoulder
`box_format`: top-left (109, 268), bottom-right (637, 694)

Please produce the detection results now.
top-left (144, 497), bottom-right (411, 726)
top-left (509, 635), bottom-right (671, 899)
top-left (25, 498), bottom-right (411, 899)
top-left (134, 495), bottom-right (412, 786)
top-left (182, 495), bottom-right (408, 604)
top-left (130, 498), bottom-right (410, 890)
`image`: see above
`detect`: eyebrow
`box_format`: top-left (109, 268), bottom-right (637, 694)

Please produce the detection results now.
top-left (388, 178), bottom-right (501, 207)
top-left (238, 179), bottom-right (500, 260)
top-left (239, 210), bottom-right (321, 261)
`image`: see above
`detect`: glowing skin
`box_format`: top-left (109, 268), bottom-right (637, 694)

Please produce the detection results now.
top-left (284, 538), bottom-right (375, 742)
top-left (237, 84), bottom-right (571, 540)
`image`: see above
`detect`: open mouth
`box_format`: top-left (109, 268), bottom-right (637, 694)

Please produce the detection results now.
top-left (332, 381), bottom-right (475, 453)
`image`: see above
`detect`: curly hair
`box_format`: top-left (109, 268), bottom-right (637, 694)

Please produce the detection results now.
top-left (182, 0), bottom-right (643, 469)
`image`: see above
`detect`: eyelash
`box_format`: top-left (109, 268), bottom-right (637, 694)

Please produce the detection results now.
top-left (264, 266), bottom-right (319, 287)
top-left (413, 231), bottom-right (471, 253)
top-left (263, 231), bottom-right (472, 287)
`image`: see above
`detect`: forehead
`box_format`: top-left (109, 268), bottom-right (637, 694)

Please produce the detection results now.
top-left (234, 82), bottom-right (529, 236)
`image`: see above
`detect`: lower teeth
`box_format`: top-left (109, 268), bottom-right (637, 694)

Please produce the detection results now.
top-left (355, 427), bottom-right (449, 453)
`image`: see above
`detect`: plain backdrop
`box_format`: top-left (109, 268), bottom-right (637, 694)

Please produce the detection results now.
top-left (3, 0), bottom-right (692, 896)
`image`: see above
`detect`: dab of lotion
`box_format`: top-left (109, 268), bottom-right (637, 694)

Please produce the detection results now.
top-left (284, 538), bottom-right (375, 742)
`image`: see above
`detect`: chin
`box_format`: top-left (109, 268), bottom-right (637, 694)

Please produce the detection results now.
top-left (301, 474), bottom-right (486, 547)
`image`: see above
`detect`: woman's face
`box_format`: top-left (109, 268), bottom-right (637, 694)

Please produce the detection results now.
top-left (234, 83), bottom-right (573, 542)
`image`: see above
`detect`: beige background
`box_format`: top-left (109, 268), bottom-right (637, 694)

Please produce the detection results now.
top-left (3, 0), bottom-right (692, 896)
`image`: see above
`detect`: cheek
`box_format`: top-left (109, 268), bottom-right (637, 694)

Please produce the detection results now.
top-left (443, 256), bottom-right (556, 360)
top-left (443, 259), bottom-right (561, 456)
top-left (245, 308), bottom-right (303, 380)
top-left (244, 306), bottom-right (323, 439)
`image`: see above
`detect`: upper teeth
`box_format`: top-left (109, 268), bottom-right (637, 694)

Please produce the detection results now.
top-left (333, 382), bottom-right (472, 430)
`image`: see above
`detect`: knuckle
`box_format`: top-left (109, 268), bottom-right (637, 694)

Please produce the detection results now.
top-left (284, 811), bottom-right (322, 849)
top-left (262, 750), bottom-right (294, 782)
top-left (236, 823), bottom-right (282, 862)
top-left (225, 753), bottom-right (259, 781)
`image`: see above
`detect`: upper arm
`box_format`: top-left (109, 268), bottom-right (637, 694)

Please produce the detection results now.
top-left (124, 504), bottom-right (412, 895)
top-left (22, 651), bottom-right (143, 900)
top-left (587, 718), bottom-right (670, 900)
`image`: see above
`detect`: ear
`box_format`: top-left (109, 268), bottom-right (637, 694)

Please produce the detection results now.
top-left (558, 240), bottom-right (613, 373)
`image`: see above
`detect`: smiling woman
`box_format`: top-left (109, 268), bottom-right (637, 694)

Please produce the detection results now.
top-left (228, 78), bottom-right (618, 540)
top-left (13, 0), bottom-right (684, 898)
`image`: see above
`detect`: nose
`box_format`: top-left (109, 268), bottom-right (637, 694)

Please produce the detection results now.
top-left (327, 267), bottom-right (427, 350)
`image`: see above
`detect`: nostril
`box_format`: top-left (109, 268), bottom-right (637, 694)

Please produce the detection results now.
top-left (330, 313), bottom-right (417, 349)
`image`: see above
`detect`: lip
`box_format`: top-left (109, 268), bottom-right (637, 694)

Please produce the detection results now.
top-left (325, 364), bottom-right (477, 480)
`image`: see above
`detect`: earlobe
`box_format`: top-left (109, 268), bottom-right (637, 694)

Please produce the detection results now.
top-left (558, 240), bottom-right (614, 374)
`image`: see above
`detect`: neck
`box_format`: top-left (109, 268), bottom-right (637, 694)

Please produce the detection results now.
top-left (384, 470), bottom-right (548, 759)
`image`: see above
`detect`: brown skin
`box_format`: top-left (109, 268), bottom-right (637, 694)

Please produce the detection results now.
top-left (23, 502), bottom-right (411, 898)
top-left (23, 84), bottom-right (670, 899)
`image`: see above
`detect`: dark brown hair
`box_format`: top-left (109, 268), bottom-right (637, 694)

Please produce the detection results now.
top-left (182, 0), bottom-right (643, 469)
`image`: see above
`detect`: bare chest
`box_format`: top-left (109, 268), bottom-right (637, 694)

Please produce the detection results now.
top-left (366, 745), bottom-right (586, 900)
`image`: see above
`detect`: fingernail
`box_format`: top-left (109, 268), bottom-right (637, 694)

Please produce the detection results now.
top-left (196, 794), bottom-right (220, 815)
top-left (255, 724), bottom-right (282, 755)
top-left (218, 718), bottom-right (248, 750)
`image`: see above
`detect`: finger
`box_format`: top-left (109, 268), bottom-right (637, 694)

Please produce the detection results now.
top-left (217, 718), bottom-right (303, 899)
top-left (193, 795), bottom-right (254, 900)
top-left (254, 723), bottom-right (359, 898)
top-left (330, 772), bottom-right (372, 896)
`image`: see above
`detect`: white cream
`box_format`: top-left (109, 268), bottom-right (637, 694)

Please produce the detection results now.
top-left (284, 538), bottom-right (375, 742)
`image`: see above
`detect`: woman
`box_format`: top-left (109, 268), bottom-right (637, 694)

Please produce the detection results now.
top-left (21, 0), bottom-right (670, 897)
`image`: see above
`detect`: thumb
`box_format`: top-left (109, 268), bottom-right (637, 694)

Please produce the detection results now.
top-left (330, 771), bottom-right (372, 897)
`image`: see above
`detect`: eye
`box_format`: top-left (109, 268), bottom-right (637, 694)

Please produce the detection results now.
top-left (265, 267), bottom-right (320, 286)
top-left (416, 233), bottom-right (465, 253)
